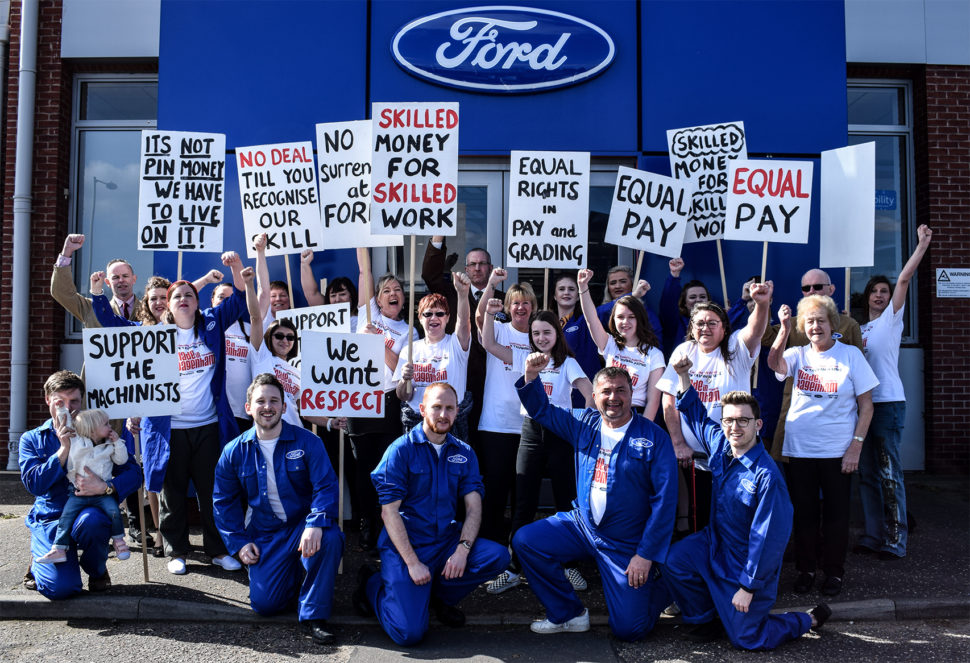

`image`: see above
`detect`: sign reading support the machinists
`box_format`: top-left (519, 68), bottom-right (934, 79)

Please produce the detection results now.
top-left (666, 122), bottom-right (747, 243)
top-left (236, 141), bottom-right (323, 258)
top-left (605, 166), bottom-right (693, 259)
top-left (371, 102), bottom-right (459, 236)
top-left (506, 150), bottom-right (590, 269)
top-left (275, 303), bottom-right (352, 367)
top-left (725, 160), bottom-right (814, 244)
top-left (138, 130), bottom-right (226, 252)
top-left (299, 332), bottom-right (386, 417)
top-left (82, 325), bottom-right (181, 419)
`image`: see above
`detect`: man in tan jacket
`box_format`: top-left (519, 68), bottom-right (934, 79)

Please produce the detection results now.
top-left (51, 234), bottom-right (139, 327)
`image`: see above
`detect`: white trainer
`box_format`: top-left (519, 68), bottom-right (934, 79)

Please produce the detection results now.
top-left (564, 567), bottom-right (588, 591)
top-left (212, 554), bottom-right (242, 571)
top-left (530, 609), bottom-right (590, 634)
top-left (485, 570), bottom-right (522, 594)
top-left (167, 557), bottom-right (187, 575)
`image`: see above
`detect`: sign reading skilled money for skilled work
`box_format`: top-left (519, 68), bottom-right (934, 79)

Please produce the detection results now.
top-left (299, 332), bottom-right (386, 417)
top-left (138, 130), bottom-right (226, 252)
top-left (667, 121), bottom-right (747, 243)
top-left (605, 166), bottom-right (693, 259)
top-left (82, 325), bottom-right (181, 419)
top-left (819, 142), bottom-right (875, 268)
top-left (275, 303), bottom-right (353, 366)
top-left (370, 102), bottom-right (459, 236)
top-left (315, 120), bottom-right (402, 249)
top-left (236, 141), bottom-right (323, 258)
top-left (506, 150), bottom-right (590, 269)
top-left (724, 160), bottom-right (814, 244)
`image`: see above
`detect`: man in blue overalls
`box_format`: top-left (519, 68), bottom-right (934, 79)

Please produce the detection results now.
top-left (662, 356), bottom-right (830, 649)
top-left (213, 373), bottom-right (344, 645)
top-left (19, 371), bottom-right (142, 599)
top-left (355, 381), bottom-right (510, 646)
top-left (513, 359), bottom-right (678, 641)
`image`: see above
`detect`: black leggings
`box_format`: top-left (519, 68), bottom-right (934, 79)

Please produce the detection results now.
top-left (788, 457), bottom-right (851, 577)
top-left (478, 430), bottom-right (521, 544)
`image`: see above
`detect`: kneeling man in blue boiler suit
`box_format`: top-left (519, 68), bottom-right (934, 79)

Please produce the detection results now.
top-left (214, 373), bottom-right (344, 645)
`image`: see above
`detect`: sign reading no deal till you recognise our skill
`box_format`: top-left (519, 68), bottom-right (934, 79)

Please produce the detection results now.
top-left (236, 141), bottom-right (323, 258)
top-left (83, 325), bottom-right (181, 419)
top-left (506, 150), bottom-right (590, 269)
top-left (371, 102), bottom-right (459, 236)
top-left (138, 130), bottom-right (226, 252)
top-left (724, 160), bottom-right (814, 244)
top-left (605, 166), bottom-right (692, 259)
top-left (300, 332), bottom-right (386, 418)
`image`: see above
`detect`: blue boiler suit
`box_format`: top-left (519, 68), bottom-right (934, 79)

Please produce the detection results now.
top-left (213, 422), bottom-right (344, 621)
top-left (662, 387), bottom-right (811, 650)
top-left (512, 375), bottom-right (678, 641)
top-left (20, 420), bottom-right (141, 599)
top-left (366, 425), bottom-right (510, 646)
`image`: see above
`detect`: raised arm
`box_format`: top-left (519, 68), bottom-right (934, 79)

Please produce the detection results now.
top-left (253, 233), bottom-right (271, 318)
top-left (739, 280), bottom-right (773, 356)
top-left (191, 268), bottom-right (225, 294)
top-left (300, 249), bottom-right (326, 307)
top-left (476, 267), bottom-right (507, 332)
top-left (892, 224), bottom-right (932, 314)
top-left (766, 304), bottom-right (791, 376)
top-left (573, 376), bottom-right (594, 408)
top-left (51, 234), bottom-right (97, 326)
top-left (481, 298), bottom-right (513, 364)
top-left (89, 271), bottom-right (136, 327)
top-left (578, 269), bottom-right (610, 350)
top-left (241, 265), bottom-right (262, 350)
top-left (453, 271), bottom-right (472, 351)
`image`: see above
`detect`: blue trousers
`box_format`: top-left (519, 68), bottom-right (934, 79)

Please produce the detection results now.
top-left (53, 494), bottom-right (124, 548)
top-left (858, 401), bottom-right (908, 556)
top-left (365, 526), bottom-right (510, 646)
top-left (29, 508), bottom-right (111, 600)
top-left (247, 522), bottom-right (344, 621)
top-left (661, 531), bottom-right (811, 650)
top-left (512, 510), bottom-right (670, 642)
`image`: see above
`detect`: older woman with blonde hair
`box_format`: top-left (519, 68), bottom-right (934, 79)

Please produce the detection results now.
top-left (768, 294), bottom-right (878, 597)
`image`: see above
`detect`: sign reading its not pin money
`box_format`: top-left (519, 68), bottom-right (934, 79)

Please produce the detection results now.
top-left (138, 130), bottom-right (226, 252)
top-left (300, 332), bottom-right (386, 417)
top-left (82, 325), bottom-right (181, 419)
top-left (605, 166), bottom-right (693, 259)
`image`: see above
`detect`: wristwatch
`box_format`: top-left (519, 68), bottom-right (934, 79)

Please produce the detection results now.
top-left (104, 481), bottom-right (115, 496)
top-left (459, 539), bottom-right (473, 551)
top-left (852, 435), bottom-right (865, 443)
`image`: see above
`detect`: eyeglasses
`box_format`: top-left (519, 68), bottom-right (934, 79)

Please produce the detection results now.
top-left (801, 283), bottom-right (830, 293)
top-left (691, 320), bottom-right (721, 329)
top-left (721, 417), bottom-right (754, 428)
top-left (422, 311), bottom-right (447, 318)
top-left (466, 261), bottom-right (491, 269)
top-left (272, 333), bottom-right (296, 342)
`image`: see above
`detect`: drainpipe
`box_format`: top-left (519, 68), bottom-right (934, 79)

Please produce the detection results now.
top-left (7, 0), bottom-right (38, 470)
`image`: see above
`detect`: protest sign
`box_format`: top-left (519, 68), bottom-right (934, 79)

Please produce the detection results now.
top-left (138, 130), bottom-right (226, 252)
top-left (819, 142), bottom-right (875, 268)
top-left (236, 141), bottom-right (323, 258)
top-left (605, 166), bottom-right (693, 259)
top-left (299, 332), bottom-right (386, 417)
top-left (275, 303), bottom-right (352, 366)
top-left (506, 151), bottom-right (590, 269)
top-left (316, 120), bottom-right (402, 249)
top-left (371, 102), bottom-right (459, 236)
top-left (724, 160), bottom-right (814, 244)
top-left (666, 122), bottom-right (746, 243)
top-left (82, 325), bottom-right (181, 419)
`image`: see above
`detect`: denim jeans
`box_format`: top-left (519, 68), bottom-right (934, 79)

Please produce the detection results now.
top-left (858, 401), bottom-right (908, 556)
top-left (53, 493), bottom-right (124, 548)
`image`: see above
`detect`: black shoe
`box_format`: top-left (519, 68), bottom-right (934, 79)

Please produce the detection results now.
top-left (301, 619), bottom-right (336, 645)
top-left (684, 619), bottom-right (724, 642)
top-left (878, 550), bottom-right (904, 561)
top-left (820, 575), bottom-right (843, 596)
top-left (23, 568), bottom-right (36, 591)
top-left (88, 569), bottom-right (111, 592)
top-left (810, 603), bottom-right (832, 630)
top-left (852, 543), bottom-right (878, 556)
top-left (152, 544), bottom-right (165, 558)
top-left (431, 596), bottom-right (466, 628)
top-left (353, 564), bottom-right (378, 617)
top-left (793, 572), bottom-right (815, 594)
top-left (129, 528), bottom-right (155, 547)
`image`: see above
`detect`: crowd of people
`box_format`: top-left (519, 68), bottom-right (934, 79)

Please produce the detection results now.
top-left (19, 226), bottom-right (933, 648)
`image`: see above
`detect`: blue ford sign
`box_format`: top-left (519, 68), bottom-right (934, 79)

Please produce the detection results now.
top-left (391, 6), bottom-right (615, 93)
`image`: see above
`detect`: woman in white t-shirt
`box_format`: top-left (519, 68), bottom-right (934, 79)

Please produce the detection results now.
top-left (856, 225), bottom-right (932, 561)
top-left (482, 308), bottom-right (593, 594)
top-left (577, 269), bottom-right (665, 420)
top-left (769, 295), bottom-right (878, 597)
top-left (249, 317), bottom-right (302, 428)
top-left (395, 272), bottom-right (473, 439)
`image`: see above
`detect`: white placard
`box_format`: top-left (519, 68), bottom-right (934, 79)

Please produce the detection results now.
top-left (138, 130), bottom-right (226, 252)
top-left (667, 121), bottom-right (747, 243)
top-left (275, 303), bottom-right (352, 363)
top-left (506, 150), bottom-right (590, 269)
top-left (724, 160), bottom-right (814, 244)
top-left (315, 120), bottom-right (402, 249)
top-left (936, 268), bottom-right (970, 298)
top-left (605, 166), bottom-right (693, 259)
top-left (82, 325), bottom-right (181, 419)
top-left (371, 102), bottom-right (459, 236)
top-left (236, 141), bottom-right (323, 258)
top-left (819, 142), bottom-right (875, 267)
top-left (299, 332), bottom-right (386, 417)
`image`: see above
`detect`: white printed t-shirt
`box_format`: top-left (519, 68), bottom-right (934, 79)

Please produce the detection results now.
top-left (861, 304), bottom-right (905, 403)
top-left (394, 333), bottom-right (470, 410)
top-left (479, 322), bottom-right (531, 434)
top-left (655, 331), bottom-right (757, 466)
top-left (777, 341), bottom-right (879, 458)
top-left (357, 298), bottom-right (415, 392)
top-left (170, 327), bottom-right (218, 429)
top-left (252, 342), bottom-right (302, 428)
top-left (512, 347), bottom-right (587, 413)
top-left (256, 436), bottom-right (286, 522)
top-left (600, 337), bottom-right (666, 407)
top-left (590, 419), bottom-right (632, 525)
top-left (224, 320), bottom-right (254, 419)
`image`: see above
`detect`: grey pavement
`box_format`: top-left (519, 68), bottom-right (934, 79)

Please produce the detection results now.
top-left (1, 472), bottom-right (967, 627)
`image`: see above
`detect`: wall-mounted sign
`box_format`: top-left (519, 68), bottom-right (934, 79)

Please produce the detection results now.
top-left (391, 6), bottom-right (615, 93)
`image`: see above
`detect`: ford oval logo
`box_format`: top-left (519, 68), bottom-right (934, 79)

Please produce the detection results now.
top-left (391, 6), bottom-right (615, 93)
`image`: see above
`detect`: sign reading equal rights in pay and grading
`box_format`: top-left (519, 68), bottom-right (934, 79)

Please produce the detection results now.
top-left (506, 151), bottom-right (590, 269)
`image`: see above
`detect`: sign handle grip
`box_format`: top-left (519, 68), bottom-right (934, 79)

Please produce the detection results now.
top-left (284, 255), bottom-right (295, 309)
top-left (635, 250), bottom-right (645, 286)
top-left (176, 251), bottom-right (183, 282)
top-left (361, 249), bottom-right (373, 326)
top-left (717, 239), bottom-right (729, 307)
top-left (760, 241), bottom-right (768, 284)
top-left (133, 432), bottom-right (149, 583)
top-left (844, 267), bottom-right (851, 315)
top-left (338, 428), bottom-right (345, 574)
top-left (406, 236), bottom-right (416, 393)
top-left (544, 268), bottom-right (550, 311)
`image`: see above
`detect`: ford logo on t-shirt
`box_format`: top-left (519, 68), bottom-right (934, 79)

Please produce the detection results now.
top-left (391, 6), bottom-right (615, 93)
